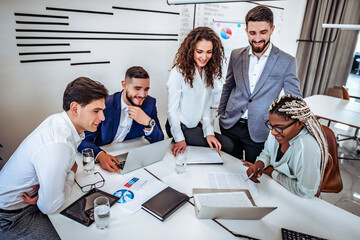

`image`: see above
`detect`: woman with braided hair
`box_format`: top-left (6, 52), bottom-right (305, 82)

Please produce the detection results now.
top-left (244, 94), bottom-right (328, 198)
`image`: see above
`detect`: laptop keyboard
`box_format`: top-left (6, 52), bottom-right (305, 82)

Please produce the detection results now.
top-left (281, 228), bottom-right (327, 240)
top-left (115, 161), bottom-right (125, 170)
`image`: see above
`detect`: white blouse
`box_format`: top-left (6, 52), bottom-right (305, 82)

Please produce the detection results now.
top-left (167, 67), bottom-right (214, 142)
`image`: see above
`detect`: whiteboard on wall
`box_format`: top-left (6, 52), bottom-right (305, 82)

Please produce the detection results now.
top-left (177, 2), bottom-right (289, 109)
top-left (213, 21), bottom-right (247, 59)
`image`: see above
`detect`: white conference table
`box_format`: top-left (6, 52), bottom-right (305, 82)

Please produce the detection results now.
top-left (304, 94), bottom-right (360, 129)
top-left (49, 139), bottom-right (360, 240)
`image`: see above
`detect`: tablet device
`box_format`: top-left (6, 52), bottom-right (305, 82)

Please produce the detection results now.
top-left (60, 188), bottom-right (119, 227)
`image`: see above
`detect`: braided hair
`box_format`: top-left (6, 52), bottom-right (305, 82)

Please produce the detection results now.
top-left (269, 94), bottom-right (328, 190)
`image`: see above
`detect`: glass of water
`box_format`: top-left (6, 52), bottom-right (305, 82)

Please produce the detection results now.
top-left (175, 150), bottom-right (187, 174)
top-left (94, 196), bottom-right (110, 230)
top-left (82, 148), bottom-right (95, 173)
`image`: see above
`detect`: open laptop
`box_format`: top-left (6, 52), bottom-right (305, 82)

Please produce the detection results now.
top-left (114, 138), bottom-right (172, 174)
top-left (193, 188), bottom-right (277, 220)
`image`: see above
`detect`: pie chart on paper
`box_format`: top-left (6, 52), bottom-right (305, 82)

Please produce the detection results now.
top-left (113, 189), bottom-right (134, 204)
top-left (220, 28), bottom-right (232, 40)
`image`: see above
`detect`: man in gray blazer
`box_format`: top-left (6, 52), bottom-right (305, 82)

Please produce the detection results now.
top-left (218, 5), bottom-right (302, 163)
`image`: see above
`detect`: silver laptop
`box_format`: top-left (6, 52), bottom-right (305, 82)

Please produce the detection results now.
top-left (114, 138), bottom-right (172, 174)
top-left (193, 188), bottom-right (277, 220)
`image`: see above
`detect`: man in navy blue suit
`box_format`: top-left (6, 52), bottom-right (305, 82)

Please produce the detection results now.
top-left (78, 66), bottom-right (164, 172)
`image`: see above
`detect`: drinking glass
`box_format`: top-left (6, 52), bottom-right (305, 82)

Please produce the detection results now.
top-left (82, 148), bottom-right (95, 173)
top-left (94, 196), bottom-right (110, 230)
top-left (175, 150), bottom-right (187, 174)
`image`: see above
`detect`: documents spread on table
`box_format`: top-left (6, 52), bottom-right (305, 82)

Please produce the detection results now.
top-left (75, 171), bottom-right (104, 187)
top-left (108, 171), bottom-right (167, 215)
top-left (206, 172), bottom-right (259, 198)
top-left (193, 192), bottom-right (253, 211)
top-left (186, 146), bottom-right (223, 164)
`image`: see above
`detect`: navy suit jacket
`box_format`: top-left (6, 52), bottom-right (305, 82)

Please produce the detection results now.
top-left (218, 45), bottom-right (302, 143)
top-left (78, 91), bottom-right (164, 157)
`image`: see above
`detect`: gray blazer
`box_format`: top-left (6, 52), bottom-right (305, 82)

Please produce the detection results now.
top-left (218, 45), bottom-right (302, 143)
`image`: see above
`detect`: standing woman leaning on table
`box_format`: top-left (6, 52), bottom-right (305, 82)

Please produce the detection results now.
top-left (166, 26), bottom-right (233, 156)
top-left (244, 94), bottom-right (328, 198)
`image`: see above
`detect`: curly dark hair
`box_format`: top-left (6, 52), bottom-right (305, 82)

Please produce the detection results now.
top-left (172, 26), bottom-right (224, 88)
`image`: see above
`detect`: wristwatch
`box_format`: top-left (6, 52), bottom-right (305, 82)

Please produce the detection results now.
top-left (145, 119), bottom-right (156, 128)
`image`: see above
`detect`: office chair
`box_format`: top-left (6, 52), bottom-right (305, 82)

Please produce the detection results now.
top-left (326, 86), bottom-right (343, 99)
top-left (336, 87), bottom-right (360, 154)
top-left (341, 86), bottom-right (350, 100)
top-left (316, 125), bottom-right (343, 197)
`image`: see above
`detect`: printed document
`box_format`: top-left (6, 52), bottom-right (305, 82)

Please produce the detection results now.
top-left (194, 192), bottom-right (253, 211)
top-left (108, 171), bottom-right (167, 215)
top-left (206, 172), bottom-right (259, 198)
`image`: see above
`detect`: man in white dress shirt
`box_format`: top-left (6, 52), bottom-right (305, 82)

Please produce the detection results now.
top-left (218, 5), bottom-right (302, 163)
top-left (0, 77), bottom-right (108, 239)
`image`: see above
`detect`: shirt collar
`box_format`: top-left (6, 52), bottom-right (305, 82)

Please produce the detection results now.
top-left (289, 127), bottom-right (308, 145)
top-left (249, 42), bottom-right (273, 58)
top-left (61, 111), bottom-right (85, 146)
top-left (194, 65), bottom-right (206, 82)
top-left (120, 91), bottom-right (129, 112)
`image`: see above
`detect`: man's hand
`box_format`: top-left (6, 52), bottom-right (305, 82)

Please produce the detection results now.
top-left (242, 160), bottom-right (265, 183)
top-left (206, 135), bottom-right (221, 153)
top-left (97, 152), bottom-right (120, 173)
top-left (22, 184), bottom-right (40, 205)
top-left (171, 140), bottom-right (186, 156)
top-left (128, 106), bottom-right (151, 128)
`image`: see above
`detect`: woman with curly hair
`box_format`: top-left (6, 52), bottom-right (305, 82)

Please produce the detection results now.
top-left (244, 94), bottom-right (328, 198)
top-left (166, 26), bottom-right (233, 156)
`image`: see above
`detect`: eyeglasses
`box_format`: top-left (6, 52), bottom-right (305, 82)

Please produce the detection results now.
top-left (265, 120), bottom-right (297, 133)
top-left (75, 172), bottom-right (105, 193)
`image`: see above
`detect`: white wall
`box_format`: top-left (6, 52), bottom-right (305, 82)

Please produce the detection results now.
top-left (0, 0), bottom-right (306, 168)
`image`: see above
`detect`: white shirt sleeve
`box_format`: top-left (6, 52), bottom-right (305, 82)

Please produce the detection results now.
top-left (167, 68), bottom-right (185, 142)
top-left (143, 125), bottom-right (154, 136)
top-left (201, 92), bottom-right (215, 138)
top-left (33, 142), bottom-right (76, 214)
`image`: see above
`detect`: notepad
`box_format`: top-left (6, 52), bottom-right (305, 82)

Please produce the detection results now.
top-left (186, 146), bottom-right (223, 164)
top-left (141, 187), bottom-right (189, 221)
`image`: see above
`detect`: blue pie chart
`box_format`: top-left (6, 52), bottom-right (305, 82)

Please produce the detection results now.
top-left (220, 28), bottom-right (232, 40)
top-left (113, 189), bottom-right (134, 204)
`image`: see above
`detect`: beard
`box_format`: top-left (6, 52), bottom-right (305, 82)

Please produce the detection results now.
top-left (126, 91), bottom-right (145, 107)
top-left (250, 38), bottom-right (270, 54)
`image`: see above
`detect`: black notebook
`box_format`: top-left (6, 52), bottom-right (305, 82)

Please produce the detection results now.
top-left (141, 187), bottom-right (189, 221)
top-left (60, 188), bottom-right (119, 227)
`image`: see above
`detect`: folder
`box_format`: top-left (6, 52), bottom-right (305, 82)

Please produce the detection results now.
top-left (141, 187), bottom-right (189, 221)
top-left (193, 188), bottom-right (277, 220)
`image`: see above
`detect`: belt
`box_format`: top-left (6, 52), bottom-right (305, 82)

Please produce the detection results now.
top-left (0, 207), bottom-right (25, 214)
top-left (238, 118), bottom-right (248, 124)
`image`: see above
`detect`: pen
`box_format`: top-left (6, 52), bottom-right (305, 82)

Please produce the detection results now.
top-left (245, 167), bottom-right (261, 182)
